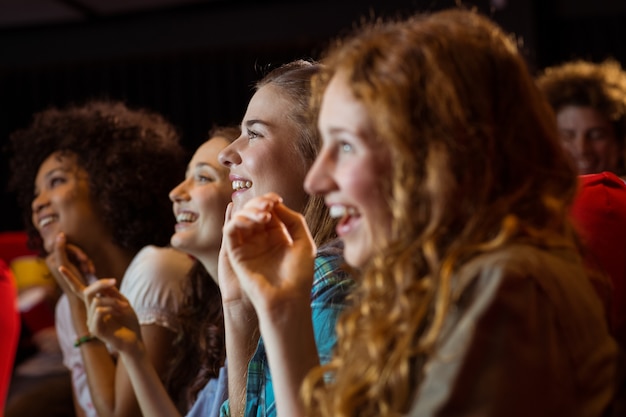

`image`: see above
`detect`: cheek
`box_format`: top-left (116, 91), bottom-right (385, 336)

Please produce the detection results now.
top-left (344, 169), bottom-right (387, 216)
top-left (606, 139), bottom-right (620, 153)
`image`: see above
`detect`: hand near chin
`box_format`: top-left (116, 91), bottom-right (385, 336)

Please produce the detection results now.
top-left (223, 193), bottom-right (316, 313)
top-left (46, 232), bottom-right (95, 300)
top-left (218, 203), bottom-right (253, 308)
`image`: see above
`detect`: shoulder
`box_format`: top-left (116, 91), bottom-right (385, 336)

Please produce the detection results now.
top-left (450, 243), bottom-right (607, 337)
top-left (123, 245), bottom-right (193, 285)
top-left (120, 245), bottom-right (193, 304)
top-left (132, 245), bottom-right (193, 270)
top-left (456, 243), bottom-right (584, 292)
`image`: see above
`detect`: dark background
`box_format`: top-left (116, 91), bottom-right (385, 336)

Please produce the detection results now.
top-left (2, 0), bottom-right (626, 232)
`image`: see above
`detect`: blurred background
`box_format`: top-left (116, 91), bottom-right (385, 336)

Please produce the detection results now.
top-left (1, 0), bottom-right (626, 232)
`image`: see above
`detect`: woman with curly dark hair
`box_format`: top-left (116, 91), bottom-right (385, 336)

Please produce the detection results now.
top-left (53, 126), bottom-right (238, 417)
top-left (7, 100), bottom-right (195, 417)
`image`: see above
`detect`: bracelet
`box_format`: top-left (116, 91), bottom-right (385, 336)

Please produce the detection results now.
top-left (74, 334), bottom-right (98, 348)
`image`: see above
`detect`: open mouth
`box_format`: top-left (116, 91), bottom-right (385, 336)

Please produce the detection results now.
top-left (232, 180), bottom-right (252, 191)
top-left (38, 215), bottom-right (58, 229)
top-left (176, 211), bottom-right (198, 224)
top-left (329, 205), bottom-right (357, 219)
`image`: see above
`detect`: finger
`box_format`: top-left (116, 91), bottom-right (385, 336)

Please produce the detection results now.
top-left (272, 203), bottom-right (315, 252)
top-left (220, 203), bottom-right (233, 258)
top-left (88, 296), bottom-right (127, 309)
top-left (230, 208), bottom-right (272, 225)
top-left (224, 215), bottom-right (260, 247)
top-left (57, 265), bottom-right (88, 297)
top-left (241, 193), bottom-right (283, 212)
top-left (225, 201), bottom-right (233, 223)
top-left (52, 232), bottom-right (71, 268)
top-left (88, 305), bottom-right (116, 334)
top-left (65, 244), bottom-right (96, 276)
top-left (83, 278), bottom-right (118, 305)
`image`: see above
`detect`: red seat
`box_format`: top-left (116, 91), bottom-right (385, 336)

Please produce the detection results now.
top-left (0, 231), bottom-right (37, 265)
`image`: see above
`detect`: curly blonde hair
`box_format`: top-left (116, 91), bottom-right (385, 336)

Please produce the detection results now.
top-left (304, 9), bottom-right (579, 417)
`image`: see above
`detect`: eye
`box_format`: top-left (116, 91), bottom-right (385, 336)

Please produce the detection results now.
top-left (247, 128), bottom-right (259, 140)
top-left (588, 129), bottom-right (609, 141)
top-left (195, 174), bottom-right (215, 183)
top-left (49, 176), bottom-right (66, 188)
top-left (340, 142), bottom-right (353, 153)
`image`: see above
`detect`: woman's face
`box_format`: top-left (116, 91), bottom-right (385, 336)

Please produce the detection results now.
top-left (169, 137), bottom-right (233, 258)
top-left (32, 152), bottom-right (104, 253)
top-left (218, 84), bottom-right (309, 213)
top-left (557, 105), bottom-right (621, 175)
top-left (305, 73), bottom-right (392, 268)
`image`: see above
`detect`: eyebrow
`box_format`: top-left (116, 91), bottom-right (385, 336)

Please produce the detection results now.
top-left (44, 167), bottom-right (67, 179)
top-left (243, 119), bottom-right (272, 129)
top-left (186, 162), bottom-right (221, 176)
top-left (33, 167), bottom-right (68, 195)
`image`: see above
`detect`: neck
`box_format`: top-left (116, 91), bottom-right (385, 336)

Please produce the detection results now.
top-left (196, 251), bottom-right (219, 284)
top-left (83, 240), bottom-right (137, 284)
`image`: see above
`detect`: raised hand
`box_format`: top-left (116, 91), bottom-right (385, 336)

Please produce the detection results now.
top-left (57, 262), bottom-right (143, 355)
top-left (83, 280), bottom-right (143, 355)
top-left (218, 202), bottom-right (249, 306)
top-left (223, 193), bottom-right (316, 312)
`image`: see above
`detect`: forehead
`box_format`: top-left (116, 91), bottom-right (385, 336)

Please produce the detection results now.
top-left (192, 138), bottom-right (230, 165)
top-left (557, 105), bottom-right (613, 129)
top-left (243, 84), bottom-right (293, 122)
top-left (319, 73), bottom-right (375, 137)
top-left (37, 151), bottom-right (79, 176)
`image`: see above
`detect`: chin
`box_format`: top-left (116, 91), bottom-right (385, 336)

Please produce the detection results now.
top-left (170, 235), bottom-right (187, 250)
top-left (344, 246), bottom-right (371, 270)
top-left (43, 242), bottom-right (54, 255)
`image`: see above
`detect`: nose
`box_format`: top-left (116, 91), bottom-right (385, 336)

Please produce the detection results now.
top-left (571, 134), bottom-right (591, 156)
top-left (169, 178), bottom-right (190, 203)
top-left (31, 191), bottom-right (49, 214)
top-left (218, 137), bottom-right (243, 168)
top-left (304, 149), bottom-right (336, 196)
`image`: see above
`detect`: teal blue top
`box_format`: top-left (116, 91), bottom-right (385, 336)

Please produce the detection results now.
top-left (220, 239), bottom-right (353, 417)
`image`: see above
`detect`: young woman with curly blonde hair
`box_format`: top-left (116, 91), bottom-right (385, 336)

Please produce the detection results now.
top-left (219, 8), bottom-right (618, 417)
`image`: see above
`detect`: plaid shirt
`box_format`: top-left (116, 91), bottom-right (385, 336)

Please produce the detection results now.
top-left (220, 239), bottom-right (353, 417)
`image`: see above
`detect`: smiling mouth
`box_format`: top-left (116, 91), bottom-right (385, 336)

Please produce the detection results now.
top-left (38, 215), bottom-right (58, 229)
top-left (329, 205), bottom-right (357, 219)
top-left (176, 212), bottom-right (198, 223)
top-left (232, 180), bottom-right (252, 191)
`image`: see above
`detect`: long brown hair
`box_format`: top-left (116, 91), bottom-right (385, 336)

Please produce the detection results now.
top-left (167, 125), bottom-right (240, 411)
top-left (256, 60), bottom-right (337, 247)
top-left (304, 9), bottom-right (579, 416)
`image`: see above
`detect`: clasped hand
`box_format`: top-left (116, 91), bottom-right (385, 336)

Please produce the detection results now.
top-left (53, 233), bottom-right (142, 354)
top-left (221, 193), bottom-right (317, 314)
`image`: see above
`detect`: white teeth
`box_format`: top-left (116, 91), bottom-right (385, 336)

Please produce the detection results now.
top-left (232, 180), bottom-right (252, 191)
top-left (329, 205), bottom-right (357, 219)
top-left (38, 216), bottom-right (57, 228)
top-left (176, 212), bottom-right (197, 223)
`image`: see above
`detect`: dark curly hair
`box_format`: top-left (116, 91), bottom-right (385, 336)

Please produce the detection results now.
top-left (7, 99), bottom-right (186, 255)
top-left (167, 125), bottom-right (240, 410)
